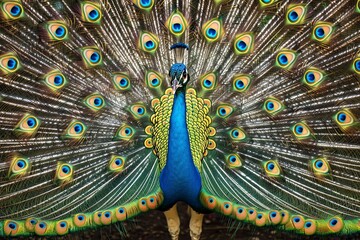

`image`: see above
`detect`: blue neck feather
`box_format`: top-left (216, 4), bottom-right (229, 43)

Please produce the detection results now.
top-left (159, 88), bottom-right (206, 212)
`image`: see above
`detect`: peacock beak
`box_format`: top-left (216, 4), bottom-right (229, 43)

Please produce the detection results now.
top-left (172, 78), bottom-right (179, 94)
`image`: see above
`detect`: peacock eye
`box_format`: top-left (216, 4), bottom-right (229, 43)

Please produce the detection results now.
top-left (302, 67), bottom-right (325, 88)
top-left (133, 0), bottom-right (154, 11)
top-left (109, 155), bottom-right (126, 172)
top-left (263, 97), bottom-right (285, 116)
top-left (1, 2), bottom-right (25, 20)
top-left (166, 10), bottom-right (188, 37)
top-left (291, 122), bottom-right (312, 140)
top-left (64, 120), bottom-right (87, 139)
top-left (139, 31), bottom-right (159, 54)
top-left (80, 46), bottom-right (103, 68)
top-left (84, 93), bottom-right (105, 111)
top-left (312, 22), bottom-right (334, 43)
top-left (286, 5), bottom-right (307, 25)
top-left (44, 69), bottom-right (67, 91)
top-left (259, 0), bottom-right (276, 7)
top-left (0, 53), bottom-right (21, 74)
top-left (202, 18), bottom-right (224, 42)
top-left (81, 2), bottom-right (102, 23)
top-left (234, 32), bottom-right (254, 55)
top-left (130, 103), bottom-right (147, 119)
top-left (310, 158), bottom-right (330, 176)
top-left (200, 72), bottom-right (217, 91)
top-left (45, 21), bottom-right (69, 41)
top-left (334, 109), bottom-right (356, 129)
top-left (115, 125), bottom-right (135, 140)
top-left (263, 160), bottom-right (281, 177)
top-left (275, 49), bottom-right (298, 70)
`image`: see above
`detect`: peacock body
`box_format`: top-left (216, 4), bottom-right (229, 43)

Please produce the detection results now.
top-left (0, 0), bottom-right (360, 238)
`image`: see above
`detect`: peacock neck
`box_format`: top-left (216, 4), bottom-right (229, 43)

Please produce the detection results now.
top-left (165, 88), bottom-right (192, 171)
top-left (159, 87), bottom-right (205, 212)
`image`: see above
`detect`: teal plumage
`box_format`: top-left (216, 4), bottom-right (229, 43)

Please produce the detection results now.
top-left (0, 0), bottom-right (359, 238)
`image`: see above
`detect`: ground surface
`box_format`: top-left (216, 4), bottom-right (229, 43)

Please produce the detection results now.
top-left (6, 202), bottom-right (360, 240)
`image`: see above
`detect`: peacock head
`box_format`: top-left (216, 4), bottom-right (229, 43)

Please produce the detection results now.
top-left (169, 42), bottom-right (190, 94)
top-left (169, 63), bottom-right (189, 94)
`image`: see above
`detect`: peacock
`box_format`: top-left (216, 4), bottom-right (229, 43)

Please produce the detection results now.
top-left (0, 0), bottom-right (360, 239)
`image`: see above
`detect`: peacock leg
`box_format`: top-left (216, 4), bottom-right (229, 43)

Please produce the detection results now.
top-left (189, 208), bottom-right (204, 240)
top-left (164, 204), bottom-right (181, 240)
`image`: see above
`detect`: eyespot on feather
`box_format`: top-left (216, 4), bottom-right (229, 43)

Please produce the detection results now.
top-left (1, 2), bottom-right (25, 20)
top-left (234, 32), bottom-right (254, 55)
top-left (80, 46), bottom-right (103, 68)
top-left (216, 104), bottom-right (234, 118)
top-left (232, 74), bottom-right (252, 93)
top-left (14, 114), bottom-right (40, 137)
top-left (200, 72), bottom-right (218, 91)
top-left (35, 221), bottom-right (48, 235)
top-left (302, 67), bottom-right (325, 89)
top-left (101, 211), bottom-right (113, 225)
top-left (84, 93), bottom-right (105, 111)
top-left (55, 220), bottom-right (69, 235)
top-left (208, 127), bottom-right (216, 137)
top-left (147, 195), bottom-right (158, 209)
top-left (263, 160), bottom-right (281, 177)
top-left (138, 31), bottom-right (159, 54)
top-left (312, 22), bottom-right (334, 43)
top-left (255, 212), bottom-right (267, 227)
top-left (205, 196), bottom-right (217, 210)
top-left (64, 120), bottom-right (87, 139)
top-left (202, 18), bottom-right (224, 43)
top-left (145, 70), bottom-right (163, 89)
top-left (207, 139), bottom-right (216, 150)
top-left (166, 10), bottom-right (188, 37)
top-left (263, 97), bottom-right (285, 116)
top-left (291, 215), bottom-right (305, 230)
top-left (310, 157), bottom-right (331, 176)
top-left (8, 155), bottom-right (31, 178)
top-left (45, 21), bottom-right (69, 41)
top-left (259, 0), bottom-right (277, 8)
top-left (269, 210), bottom-right (282, 225)
top-left (114, 124), bottom-right (135, 140)
top-left (275, 49), bottom-right (298, 70)
top-left (226, 154), bottom-right (242, 169)
top-left (221, 202), bottom-right (233, 216)
top-left (235, 206), bottom-right (247, 220)
top-left (334, 109), bottom-right (356, 130)
top-left (0, 52), bottom-right (21, 75)
top-left (4, 220), bottom-right (20, 236)
top-left (81, 2), bottom-right (102, 23)
top-left (116, 207), bottom-right (127, 221)
top-left (248, 209), bottom-right (257, 221)
top-left (280, 211), bottom-right (290, 224)
top-left (304, 220), bottom-right (317, 235)
top-left (73, 214), bottom-right (87, 227)
top-left (229, 127), bottom-right (247, 141)
top-left (25, 218), bottom-right (37, 232)
top-left (133, 0), bottom-right (154, 11)
top-left (291, 121), bottom-right (313, 140)
top-left (327, 217), bottom-right (343, 233)
top-left (112, 72), bottom-right (131, 91)
top-left (352, 57), bottom-right (360, 74)
top-left (286, 4), bottom-right (307, 25)
top-left (138, 198), bottom-right (149, 212)
top-left (44, 69), bottom-right (67, 91)
top-left (130, 103), bottom-right (147, 119)
top-left (109, 155), bottom-right (125, 172)
top-left (55, 162), bottom-right (74, 184)
top-left (93, 212), bottom-right (102, 225)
